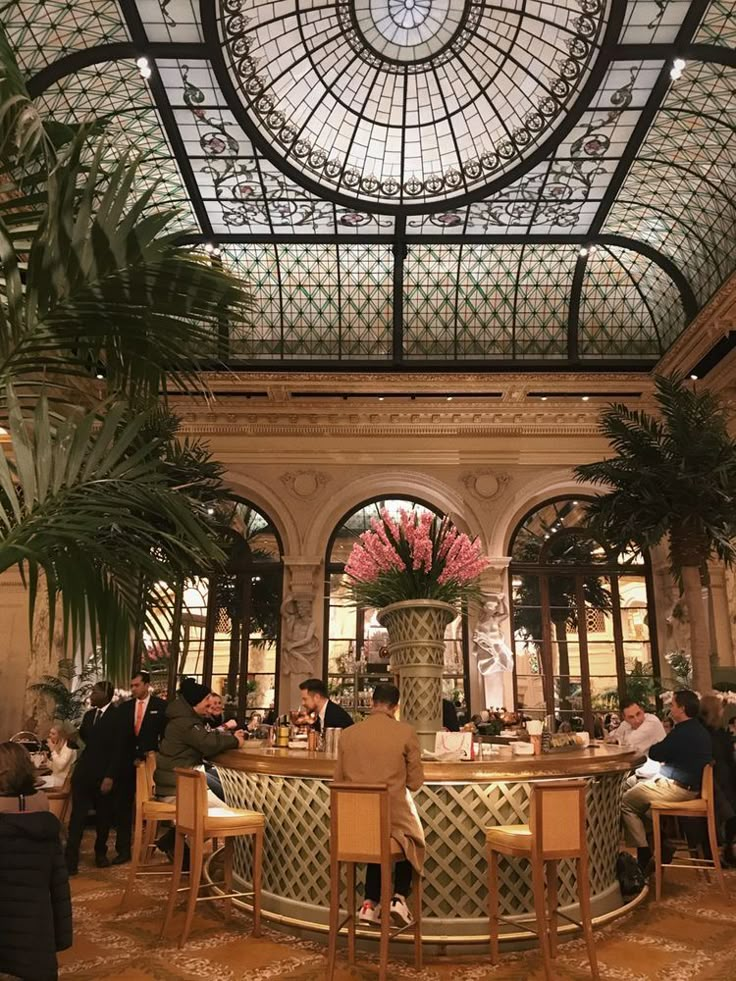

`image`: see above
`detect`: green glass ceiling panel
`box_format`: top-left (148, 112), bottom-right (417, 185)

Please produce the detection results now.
top-left (37, 60), bottom-right (196, 232)
top-left (604, 62), bottom-right (736, 305)
top-left (579, 245), bottom-right (683, 358)
top-left (4, 0), bottom-right (128, 74)
top-left (695, 0), bottom-right (736, 45)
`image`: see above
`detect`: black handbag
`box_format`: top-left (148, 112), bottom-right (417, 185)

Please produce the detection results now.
top-left (616, 851), bottom-right (645, 898)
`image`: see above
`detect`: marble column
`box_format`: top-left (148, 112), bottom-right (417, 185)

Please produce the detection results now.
top-left (278, 556), bottom-right (323, 712)
top-left (708, 559), bottom-right (735, 668)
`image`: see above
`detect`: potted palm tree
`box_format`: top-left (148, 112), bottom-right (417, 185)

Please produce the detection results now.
top-left (0, 29), bottom-right (252, 680)
top-left (575, 375), bottom-right (736, 694)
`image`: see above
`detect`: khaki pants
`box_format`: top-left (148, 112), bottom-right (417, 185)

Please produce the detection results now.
top-left (621, 776), bottom-right (698, 847)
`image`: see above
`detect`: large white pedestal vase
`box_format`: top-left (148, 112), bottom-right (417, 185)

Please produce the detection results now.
top-left (377, 598), bottom-right (457, 751)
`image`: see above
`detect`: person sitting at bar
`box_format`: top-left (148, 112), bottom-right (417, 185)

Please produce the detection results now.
top-left (334, 683), bottom-right (424, 928)
top-left (154, 679), bottom-right (245, 857)
top-left (621, 689), bottom-right (712, 872)
top-left (699, 694), bottom-right (736, 865)
top-left (298, 678), bottom-right (354, 734)
top-left (605, 699), bottom-right (666, 756)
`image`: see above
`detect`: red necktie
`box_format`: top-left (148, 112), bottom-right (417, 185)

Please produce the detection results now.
top-left (134, 700), bottom-right (145, 736)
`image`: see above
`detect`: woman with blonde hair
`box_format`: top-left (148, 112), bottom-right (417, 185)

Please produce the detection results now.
top-left (46, 721), bottom-right (77, 788)
top-left (700, 693), bottom-right (736, 865)
top-left (0, 742), bottom-right (49, 813)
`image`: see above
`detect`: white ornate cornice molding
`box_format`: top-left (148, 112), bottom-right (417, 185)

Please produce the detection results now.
top-left (657, 271), bottom-right (736, 377)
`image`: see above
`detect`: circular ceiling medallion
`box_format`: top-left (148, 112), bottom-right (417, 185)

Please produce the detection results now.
top-left (218, 0), bottom-right (607, 208)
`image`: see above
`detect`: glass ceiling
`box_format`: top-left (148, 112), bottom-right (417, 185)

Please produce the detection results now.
top-left (7, 0), bottom-right (736, 368)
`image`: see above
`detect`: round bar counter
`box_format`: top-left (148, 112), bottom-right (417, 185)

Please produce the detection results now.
top-left (213, 743), bottom-right (641, 947)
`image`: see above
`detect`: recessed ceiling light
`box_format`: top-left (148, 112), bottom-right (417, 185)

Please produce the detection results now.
top-left (207, 507), bottom-right (214, 515)
top-left (690, 373), bottom-right (698, 380)
top-left (579, 247), bottom-right (588, 257)
top-left (96, 372), bottom-right (104, 380)
top-left (378, 396), bottom-right (384, 401)
top-left (446, 396), bottom-right (453, 401)
top-left (573, 500), bottom-right (579, 505)
top-left (540, 396), bottom-right (548, 401)
top-left (136, 56), bottom-right (149, 70)
top-left (140, 65), bottom-right (152, 80)
top-left (673, 58), bottom-right (686, 71)
top-left (582, 395), bottom-right (590, 401)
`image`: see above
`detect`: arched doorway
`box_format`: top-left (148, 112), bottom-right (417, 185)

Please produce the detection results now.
top-left (143, 500), bottom-right (283, 720)
top-left (324, 497), bottom-right (470, 717)
top-left (509, 496), bottom-right (659, 733)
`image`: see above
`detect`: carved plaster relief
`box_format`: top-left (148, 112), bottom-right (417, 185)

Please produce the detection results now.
top-left (280, 469), bottom-right (331, 499)
top-left (461, 470), bottom-right (511, 505)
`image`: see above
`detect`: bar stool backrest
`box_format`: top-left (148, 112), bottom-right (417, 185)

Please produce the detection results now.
top-left (330, 782), bottom-right (390, 864)
top-left (174, 768), bottom-right (208, 836)
top-left (701, 762), bottom-right (715, 804)
top-left (530, 779), bottom-right (588, 859)
top-left (136, 752), bottom-right (157, 804)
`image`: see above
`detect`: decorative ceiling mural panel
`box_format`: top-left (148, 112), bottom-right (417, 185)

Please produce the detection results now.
top-left (8, 0), bottom-right (736, 367)
top-left (217, 0), bottom-right (612, 207)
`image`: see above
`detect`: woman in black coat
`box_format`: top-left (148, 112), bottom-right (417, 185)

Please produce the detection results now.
top-left (0, 742), bottom-right (72, 981)
top-left (700, 695), bottom-right (736, 864)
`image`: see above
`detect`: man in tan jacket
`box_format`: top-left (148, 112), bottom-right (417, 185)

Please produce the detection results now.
top-left (334, 683), bottom-right (424, 927)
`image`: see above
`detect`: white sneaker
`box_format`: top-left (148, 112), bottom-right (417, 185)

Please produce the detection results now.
top-left (389, 894), bottom-right (413, 927)
top-left (358, 901), bottom-right (381, 925)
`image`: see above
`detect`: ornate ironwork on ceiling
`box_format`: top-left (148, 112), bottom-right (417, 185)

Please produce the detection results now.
top-left (7, 0), bottom-right (736, 368)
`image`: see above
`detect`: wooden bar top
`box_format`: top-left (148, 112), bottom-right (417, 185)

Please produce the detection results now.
top-left (214, 741), bottom-right (642, 782)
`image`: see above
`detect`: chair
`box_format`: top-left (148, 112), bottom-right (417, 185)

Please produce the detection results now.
top-left (326, 782), bottom-right (422, 981)
top-left (651, 762), bottom-right (726, 900)
top-left (160, 768), bottom-right (264, 947)
top-left (46, 772), bottom-right (73, 827)
top-left (486, 779), bottom-right (598, 981)
top-left (119, 753), bottom-right (176, 911)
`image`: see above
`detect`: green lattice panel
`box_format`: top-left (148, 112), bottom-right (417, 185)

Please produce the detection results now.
top-left (695, 0), bottom-right (736, 46)
top-left (220, 245), bottom-right (281, 357)
top-left (515, 244), bottom-right (575, 359)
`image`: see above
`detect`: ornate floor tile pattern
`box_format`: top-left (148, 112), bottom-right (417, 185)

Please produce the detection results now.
top-left (58, 834), bottom-right (736, 980)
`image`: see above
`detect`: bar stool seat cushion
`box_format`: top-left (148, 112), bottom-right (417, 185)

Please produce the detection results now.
top-left (204, 806), bottom-right (264, 832)
top-left (650, 798), bottom-right (707, 814)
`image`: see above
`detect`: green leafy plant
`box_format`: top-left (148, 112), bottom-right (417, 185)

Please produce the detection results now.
top-left (27, 653), bottom-right (103, 723)
top-left (575, 375), bottom-right (736, 693)
top-left (0, 28), bottom-right (253, 678)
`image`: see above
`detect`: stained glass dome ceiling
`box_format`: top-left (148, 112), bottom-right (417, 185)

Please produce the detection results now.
top-left (7, 0), bottom-right (736, 369)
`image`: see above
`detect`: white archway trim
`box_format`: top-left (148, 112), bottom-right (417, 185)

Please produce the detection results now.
top-left (223, 468), bottom-right (299, 556)
top-left (303, 469), bottom-right (487, 557)
top-left (491, 472), bottom-right (601, 557)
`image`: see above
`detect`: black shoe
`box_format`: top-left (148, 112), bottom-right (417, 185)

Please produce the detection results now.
top-left (111, 853), bottom-right (131, 865)
top-left (95, 855), bottom-right (111, 868)
top-left (662, 842), bottom-right (676, 866)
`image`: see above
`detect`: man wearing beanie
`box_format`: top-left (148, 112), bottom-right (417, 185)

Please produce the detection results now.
top-left (154, 679), bottom-right (245, 800)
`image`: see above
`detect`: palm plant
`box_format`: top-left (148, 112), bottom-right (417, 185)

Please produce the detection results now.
top-left (0, 29), bottom-right (253, 679)
top-left (575, 375), bottom-right (736, 693)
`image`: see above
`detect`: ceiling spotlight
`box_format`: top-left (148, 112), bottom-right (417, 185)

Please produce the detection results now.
top-left (540, 396), bottom-right (548, 401)
top-left (582, 395), bottom-right (590, 401)
top-left (204, 242), bottom-right (214, 253)
top-left (136, 56), bottom-right (149, 70)
top-left (446, 396), bottom-right (453, 401)
top-left (140, 65), bottom-right (152, 80)
top-left (96, 372), bottom-right (104, 380)
top-left (579, 246), bottom-right (588, 257)
top-left (573, 500), bottom-right (579, 505)
top-left (206, 507), bottom-right (215, 515)
top-left (690, 373), bottom-right (698, 380)
top-left (378, 396), bottom-right (384, 401)
top-left (670, 64), bottom-right (683, 80)
top-left (673, 58), bottom-right (686, 71)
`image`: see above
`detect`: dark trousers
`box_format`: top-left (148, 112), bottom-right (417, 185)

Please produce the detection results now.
top-left (205, 767), bottom-right (225, 802)
top-left (364, 860), bottom-right (413, 904)
top-left (65, 776), bottom-right (115, 864)
top-left (113, 769), bottom-right (136, 857)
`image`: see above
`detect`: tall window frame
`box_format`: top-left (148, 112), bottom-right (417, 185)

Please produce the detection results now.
top-left (141, 499), bottom-right (283, 718)
top-left (323, 496), bottom-right (471, 716)
top-left (508, 495), bottom-right (660, 733)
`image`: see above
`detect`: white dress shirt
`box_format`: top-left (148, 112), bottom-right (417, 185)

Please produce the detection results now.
top-left (607, 712), bottom-right (666, 756)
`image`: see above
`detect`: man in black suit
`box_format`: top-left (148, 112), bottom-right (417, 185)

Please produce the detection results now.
top-left (299, 678), bottom-right (354, 733)
top-left (112, 670), bottom-right (168, 864)
top-left (65, 681), bottom-right (121, 875)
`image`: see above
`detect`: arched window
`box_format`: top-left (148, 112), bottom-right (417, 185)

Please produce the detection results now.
top-left (143, 500), bottom-right (283, 719)
top-left (509, 496), bottom-right (658, 732)
top-left (324, 497), bottom-right (470, 716)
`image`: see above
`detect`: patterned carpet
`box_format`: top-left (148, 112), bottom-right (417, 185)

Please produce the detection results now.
top-left (59, 834), bottom-right (736, 980)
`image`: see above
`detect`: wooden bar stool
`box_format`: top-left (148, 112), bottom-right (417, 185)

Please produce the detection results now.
top-left (326, 782), bottom-right (422, 981)
top-left (47, 772), bottom-right (73, 828)
top-left (119, 753), bottom-right (176, 911)
top-left (651, 762), bottom-right (726, 900)
top-left (486, 779), bottom-right (598, 981)
top-left (160, 768), bottom-right (264, 947)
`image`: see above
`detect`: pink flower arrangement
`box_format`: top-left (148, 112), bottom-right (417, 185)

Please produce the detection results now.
top-left (344, 508), bottom-right (489, 608)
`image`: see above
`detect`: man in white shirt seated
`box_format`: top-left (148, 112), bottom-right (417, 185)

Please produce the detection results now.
top-left (606, 699), bottom-right (666, 780)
